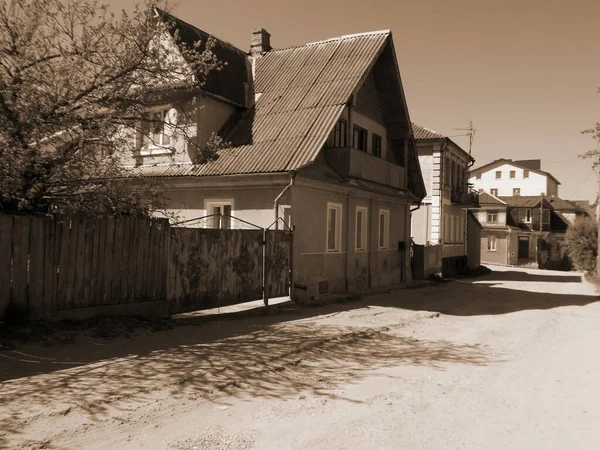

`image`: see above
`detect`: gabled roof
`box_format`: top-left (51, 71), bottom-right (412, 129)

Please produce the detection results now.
top-left (479, 192), bottom-right (506, 205)
top-left (497, 195), bottom-right (553, 208)
top-left (411, 123), bottom-right (474, 162)
top-left (547, 195), bottom-right (583, 212)
top-left (412, 123), bottom-right (445, 140)
top-left (134, 19), bottom-right (426, 199)
top-left (156, 9), bottom-right (251, 108)
top-left (469, 158), bottom-right (561, 185)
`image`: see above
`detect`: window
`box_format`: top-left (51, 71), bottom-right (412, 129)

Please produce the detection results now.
top-left (355, 207), bottom-right (368, 251)
top-left (542, 209), bottom-right (550, 224)
top-left (450, 215), bottom-right (455, 243)
top-left (205, 200), bottom-right (233, 229)
top-left (372, 134), bottom-right (382, 158)
top-left (476, 172), bottom-right (481, 180)
top-left (490, 188), bottom-right (498, 196)
top-left (443, 214), bottom-right (449, 243)
top-left (525, 208), bottom-right (532, 223)
top-left (524, 170), bottom-right (530, 178)
top-left (510, 170), bottom-right (516, 179)
top-left (352, 125), bottom-right (368, 152)
top-left (487, 210), bottom-right (498, 223)
top-left (478, 188), bottom-right (484, 193)
top-left (378, 209), bottom-right (390, 250)
top-left (329, 119), bottom-right (347, 147)
top-left (487, 236), bottom-right (497, 251)
top-left (140, 107), bottom-right (175, 153)
top-left (327, 203), bottom-right (343, 252)
top-left (495, 171), bottom-right (502, 179)
top-left (513, 188), bottom-right (520, 196)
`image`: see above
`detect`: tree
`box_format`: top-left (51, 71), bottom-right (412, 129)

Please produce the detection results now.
top-left (0, 0), bottom-right (221, 216)
top-left (562, 215), bottom-right (598, 274)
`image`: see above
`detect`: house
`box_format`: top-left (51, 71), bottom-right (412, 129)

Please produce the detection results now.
top-left (472, 192), bottom-right (572, 266)
top-left (468, 159), bottom-right (560, 197)
top-left (121, 10), bottom-right (426, 299)
top-left (410, 123), bottom-right (478, 275)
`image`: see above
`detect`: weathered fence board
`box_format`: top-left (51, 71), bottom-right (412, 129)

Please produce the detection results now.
top-left (1, 214), bottom-right (169, 320)
top-left (168, 228), bottom-right (264, 314)
top-left (265, 230), bottom-right (292, 299)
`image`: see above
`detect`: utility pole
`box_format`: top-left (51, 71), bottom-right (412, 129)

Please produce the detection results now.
top-left (597, 154), bottom-right (600, 278)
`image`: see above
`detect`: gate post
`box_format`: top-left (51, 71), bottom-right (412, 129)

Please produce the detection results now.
top-left (289, 227), bottom-right (295, 302)
top-left (263, 228), bottom-right (269, 306)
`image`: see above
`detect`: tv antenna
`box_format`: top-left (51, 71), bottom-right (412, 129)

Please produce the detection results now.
top-left (452, 121), bottom-right (476, 155)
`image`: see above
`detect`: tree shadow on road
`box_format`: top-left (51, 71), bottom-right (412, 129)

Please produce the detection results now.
top-left (477, 271), bottom-right (582, 283)
top-left (0, 316), bottom-right (498, 448)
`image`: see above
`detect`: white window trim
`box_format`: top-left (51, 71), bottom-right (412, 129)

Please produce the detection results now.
top-left (138, 105), bottom-right (176, 156)
top-left (378, 209), bottom-right (390, 250)
top-left (490, 189), bottom-right (498, 197)
top-left (487, 211), bottom-right (498, 223)
top-left (204, 199), bottom-right (234, 229)
top-left (487, 236), bottom-right (497, 252)
top-left (524, 208), bottom-right (532, 223)
top-left (326, 202), bottom-right (343, 253)
top-left (355, 206), bottom-right (368, 252)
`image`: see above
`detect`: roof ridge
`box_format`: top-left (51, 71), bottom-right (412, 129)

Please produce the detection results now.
top-left (269, 29), bottom-right (391, 53)
top-left (412, 122), bottom-right (445, 138)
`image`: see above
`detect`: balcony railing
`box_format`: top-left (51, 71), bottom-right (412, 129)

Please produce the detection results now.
top-left (324, 147), bottom-right (405, 189)
top-left (450, 188), bottom-right (479, 207)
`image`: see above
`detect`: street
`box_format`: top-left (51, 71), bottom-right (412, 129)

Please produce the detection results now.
top-left (2, 265), bottom-right (600, 449)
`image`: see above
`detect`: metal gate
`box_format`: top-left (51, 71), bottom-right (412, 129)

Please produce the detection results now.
top-left (167, 215), bottom-right (293, 314)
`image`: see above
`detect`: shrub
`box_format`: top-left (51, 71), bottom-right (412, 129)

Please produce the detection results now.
top-left (562, 216), bottom-right (597, 274)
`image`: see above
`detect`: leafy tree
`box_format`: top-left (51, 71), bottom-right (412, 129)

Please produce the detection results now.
top-left (0, 0), bottom-right (221, 216)
top-left (562, 216), bottom-right (597, 274)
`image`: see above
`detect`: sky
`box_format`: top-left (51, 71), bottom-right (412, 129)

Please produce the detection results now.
top-left (109, 0), bottom-right (600, 201)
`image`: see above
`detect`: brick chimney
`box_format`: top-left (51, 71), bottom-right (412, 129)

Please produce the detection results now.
top-left (250, 28), bottom-right (272, 56)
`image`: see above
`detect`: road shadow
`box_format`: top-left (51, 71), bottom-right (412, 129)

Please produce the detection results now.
top-left (479, 271), bottom-right (582, 283)
top-left (0, 319), bottom-right (495, 448)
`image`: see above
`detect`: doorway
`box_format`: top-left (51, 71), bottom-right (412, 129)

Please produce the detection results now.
top-left (518, 236), bottom-right (529, 259)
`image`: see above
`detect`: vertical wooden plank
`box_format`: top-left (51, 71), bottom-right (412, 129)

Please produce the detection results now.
top-left (80, 218), bottom-right (95, 307)
top-left (93, 218), bottom-right (107, 306)
top-left (27, 217), bottom-right (46, 319)
top-left (132, 218), bottom-right (147, 302)
top-left (160, 220), bottom-right (169, 302)
top-left (55, 218), bottom-right (72, 311)
top-left (123, 216), bottom-right (136, 303)
top-left (43, 217), bottom-right (58, 317)
top-left (110, 216), bottom-right (126, 304)
top-left (0, 214), bottom-right (14, 317)
top-left (11, 215), bottom-right (31, 316)
top-left (102, 217), bottom-right (116, 305)
top-left (71, 216), bottom-right (88, 309)
top-left (143, 220), bottom-right (155, 302)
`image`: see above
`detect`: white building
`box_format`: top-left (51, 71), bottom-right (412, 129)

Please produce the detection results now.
top-left (468, 159), bottom-right (560, 197)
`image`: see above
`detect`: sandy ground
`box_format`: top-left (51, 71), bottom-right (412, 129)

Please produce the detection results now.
top-left (1, 265), bottom-right (600, 450)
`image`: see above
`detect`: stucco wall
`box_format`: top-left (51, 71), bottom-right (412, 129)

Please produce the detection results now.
top-left (480, 230), bottom-right (509, 266)
top-left (467, 215), bottom-right (481, 269)
top-left (470, 163), bottom-right (556, 196)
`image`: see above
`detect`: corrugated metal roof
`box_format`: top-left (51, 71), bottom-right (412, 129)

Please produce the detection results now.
top-left (133, 29), bottom-right (389, 179)
top-left (412, 123), bottom-right (446, 140)
top-left (497, 196), bottom-right (552, 208)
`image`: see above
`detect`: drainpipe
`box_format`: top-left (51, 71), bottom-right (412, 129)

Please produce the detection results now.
top-left (274, 169), bottom-right (297, 230)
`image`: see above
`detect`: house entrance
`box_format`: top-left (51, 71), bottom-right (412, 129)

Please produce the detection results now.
top-left (168, 215), bottom-right (293, 314)
top-left (518, 236), bottom-right (529, 259)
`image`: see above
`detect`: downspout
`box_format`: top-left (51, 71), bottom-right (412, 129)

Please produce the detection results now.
top-left (274, 169), bottom-right (297, 230)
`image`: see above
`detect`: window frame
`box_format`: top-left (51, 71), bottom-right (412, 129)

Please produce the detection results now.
top-left (372, 133), bottom-right (382, 158)
top-left (510, 170), bottom-right (516, 179)
top-left (355, 206), bottom-right (368, 252)
top-left (476, 172), bottom-right (481, 180)
top-left (513, 188), bottom-right (521, 196)
top-left (352, 125), bottom-right (368, 152)
top-left (487, 236), bottom-right (497, 252)
top-left (487, 210), bottom-right (498, 223)
top-left (490, 188), bottom-right (499, 196)
top-left (523, 169), bottom-right (530, 178)
top-left (495, 170), bottom-right (502, 179)
top-left (378, 209), bottom-right (390, 250)
top-left (139, 105), bottom-right (175, 156)
top-left (326, 202), bottom-right (343, 253)
top-left (204, 199), bottom-right (234, 229)
top-left (524, 208), bottom-right (532, 223)
top-left (329, 119), bottom-right (348, 147)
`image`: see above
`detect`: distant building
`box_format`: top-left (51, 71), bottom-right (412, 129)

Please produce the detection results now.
top-left (468, 159), bottom-right (560, 197)
top-left (410, 123), bottom-right (479, 275)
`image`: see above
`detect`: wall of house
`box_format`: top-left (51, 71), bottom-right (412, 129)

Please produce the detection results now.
top-left (416, 147), bottom-right (434, 200)
top-left (480, 230), bottom-right (510, 266)
top-left (411, 205), bottom-right (431, 245)
top-left (546, 178), bottom-right (559, 196)
top-left (291, 180), bottom-right (410, 299)
top-left (119, 94), bottom-right (237, 167)
top-left (441, 204), bottom-right (467, 258)
top-left (469, 163), bottom-right (551, 196)
top-left (467, 215), bottom-right (481, 269)
top-left (475, 207), bottom-right (508, 227)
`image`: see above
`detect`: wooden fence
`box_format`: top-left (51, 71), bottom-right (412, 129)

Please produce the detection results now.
top-left (1, 213), bottom-right (293, 321)
top-left (0, 214), bottom-right (169, 320)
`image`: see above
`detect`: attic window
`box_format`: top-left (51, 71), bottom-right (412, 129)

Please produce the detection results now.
top-left (524, 170), bottom-right (530, 178)
top-left (139, 107), bottom-right (176, 155)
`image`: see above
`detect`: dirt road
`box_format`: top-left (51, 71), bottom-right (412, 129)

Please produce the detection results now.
top-left (2, 265), bottom-right (600, 449)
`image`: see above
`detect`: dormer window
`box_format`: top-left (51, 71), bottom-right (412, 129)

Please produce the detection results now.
top-left (139, 106), bottom-right (177, 155)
